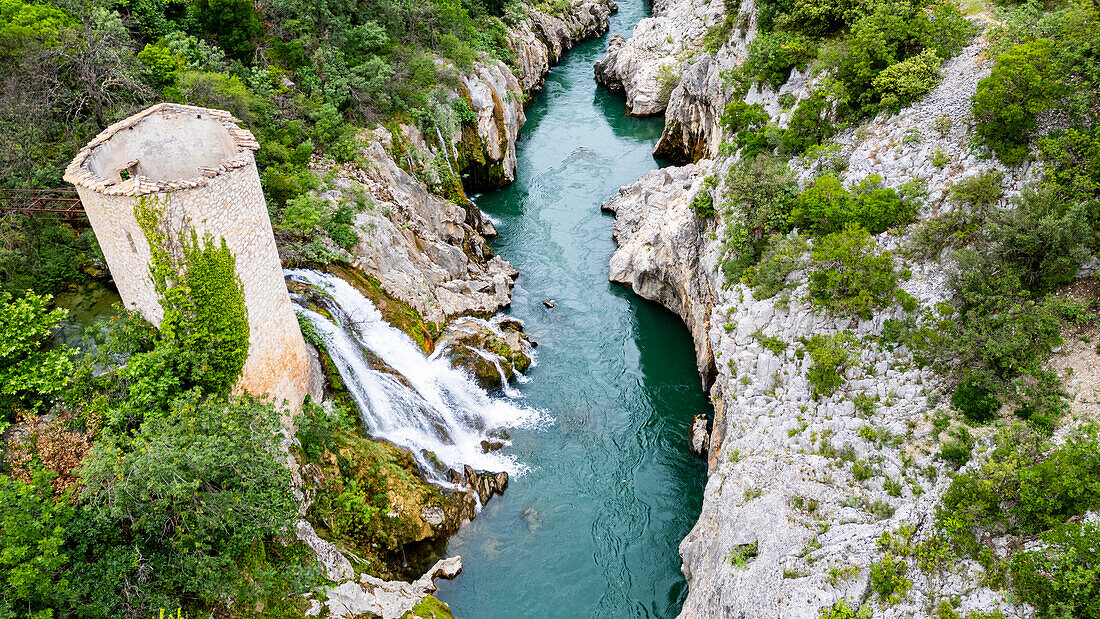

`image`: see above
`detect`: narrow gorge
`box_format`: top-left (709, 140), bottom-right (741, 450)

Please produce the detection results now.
top-left (5, 0), bottom-right (1100, 616)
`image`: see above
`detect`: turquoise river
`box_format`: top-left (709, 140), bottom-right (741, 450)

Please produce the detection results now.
top-left (435, 1), bottom-right (711, 616)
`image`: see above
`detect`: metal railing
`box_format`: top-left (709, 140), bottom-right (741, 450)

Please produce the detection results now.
top-left (0, 188), bottom-right (86, 220)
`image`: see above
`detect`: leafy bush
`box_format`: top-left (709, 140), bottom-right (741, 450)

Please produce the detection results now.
top-left (804, 331), bottom-right (855, 397)
top-left (703, 0), bottom-right (743, 53)
top-left (0, 291), bottom-right (72, 424)
top-left (869, 553), bottom-right (911, 604)
top-left (720, 155), bottom-right (799, 282)
top-left (742, 30), bottom-right (817, 88)
top-left (872, 48), bottom-right (942, 108)
top-left (937, 425), bottom-right (974, 469)
top-left (952, 377), bottom-right (1001, 422)
top-left (808, 225), bottom-right (904, 320)
top-left (782, 90), bottom-right (834, 154)
top-left (77, 392), bottom-right (301, 616)
top-left (820, 600), bottom-right (872, 619)
top-left (909, 170), bottom-right (1004, 258)
top-left (0, 469), bottom-right (75, 618)
top-left (938, 423), bottom-right (1100, 606)
top-left (789, 175), bottom-right (914, 235)
top-left (835, 0), bottom-right (971, 112)
top-left (973, 39), bottom-right (1064, 164)
top-left (720, 102), bottom-right (773, 157)
top-left (995, 188), bottom-right (1090, 294)
top-left (1010, 522), bottom-right (1100, 619)
top-left (0, 217), bottom-right (98, 296)
top-left (692, 174), bottom-right (720, 218)
top-left (744, 233), bottom-right (807, 297)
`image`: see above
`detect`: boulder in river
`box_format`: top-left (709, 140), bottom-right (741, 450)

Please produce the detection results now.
top-left (689, 414), bottom-right (709, 458)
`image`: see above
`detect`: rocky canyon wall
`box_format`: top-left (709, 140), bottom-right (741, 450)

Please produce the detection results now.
top-left (597, 1), bottom-right (1085, 617)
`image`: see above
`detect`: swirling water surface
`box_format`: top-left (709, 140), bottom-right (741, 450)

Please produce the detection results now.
top-left (435, 2), bottom-right (710, 615)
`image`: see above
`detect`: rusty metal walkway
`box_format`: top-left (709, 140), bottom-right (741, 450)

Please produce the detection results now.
top-left (0, 188), bottom-right (86, 220)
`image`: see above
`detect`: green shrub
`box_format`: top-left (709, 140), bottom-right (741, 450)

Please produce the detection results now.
top-left (870, 553), bottom-right (911, 604)
top-left (909, 170), bottom-right (1004, 258)
top-left (808, 225), bottom-right (903, 320)
top-left (0, 291), bottom-right (72, 424)
top-left (782, 90), bottom-right (834, 154)
top-left (137, 43), bottom-right (182, 87)
top-left (1039, 126), bottom-right (1100, 203)
top-left (1010, 522), bottom-right (1100, 618)
top-left (703, 0), bottom-right (743, 53)
top-left (973, 39), bottom-right (1064, 164)
top-left (835, 1), bottom-right (970, 111)
top-left (0, 469), bottom-right (75, 617)
top-left (820, 600), bottom-right (872, 619)
top-left (744, 233), bottom-right (807, 297)
top-left (77, 393), bottom-right (301, 616)
top-left (852, 458), bottom-right (876, 481)
top-left (952, 377), bottom-right (1001, 422)
top-left (790, 175), bottom-right (914, 235)
top-left (726, 540), bottom-right (759, 567)
top-left (656, 63), bottom-right (680, 106)
top-left (995, 187), bottom-right (1090, 294)
top-left (692, 174), bottom-right (720, 218)
top-left (178, 70), bottom-right (262, 123)
top-left (720, 155), bottom-right (799, 282)
top-left (720, 102), bottom-right (773, 157)
top-left (937, 423), bottom-right (1100, 603)
top-left (742, 30), bottom-right (817, 88)
top-left (872, 48), bottom-right (942, 108)
top-left (937, 425), bottom-right (973, 469)
top-left (804, 331), bottom-right (855, 397)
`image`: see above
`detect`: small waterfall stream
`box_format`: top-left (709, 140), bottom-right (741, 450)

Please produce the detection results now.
top-left (285, 269), bottom-right (544, 481)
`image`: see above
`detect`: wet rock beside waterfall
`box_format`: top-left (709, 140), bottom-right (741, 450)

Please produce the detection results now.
top-left (437, 316), bottom-right (533, 389)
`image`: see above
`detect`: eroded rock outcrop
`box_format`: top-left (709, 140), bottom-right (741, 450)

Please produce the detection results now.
top-left (511, 0), bottom-right (618, 94)
top-left (603, 26), bottom-right (1048, 618)
top-left (309, 556), bottom-right (462, 618)
top-left (593, 0), bottom-right (723, 116)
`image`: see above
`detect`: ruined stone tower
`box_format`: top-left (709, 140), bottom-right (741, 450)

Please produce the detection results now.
top-left (64, 103), bottom-right (310, 410)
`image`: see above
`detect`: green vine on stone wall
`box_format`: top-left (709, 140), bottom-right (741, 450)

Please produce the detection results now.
top-left (134, 195), bottom-right (250, 396)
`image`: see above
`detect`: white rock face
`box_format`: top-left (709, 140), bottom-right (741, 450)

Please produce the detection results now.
top-left (317, 556), bottom-right (463, 618)
top-left (510, 0), bottom-right (617, 93)
top-left (601, 16), bottom-right (1051, 616)
top-left (593, 0), bottom-right (723, 115)
top-left (458, 60), bottom-right (527, 188)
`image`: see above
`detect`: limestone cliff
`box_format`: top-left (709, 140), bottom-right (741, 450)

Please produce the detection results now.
top-left (318, 0), bottom-right (616, 326)
top-left (593, 0), bottom-right (722, 116)
top-left (600, 0), bottom-right (1078, 616)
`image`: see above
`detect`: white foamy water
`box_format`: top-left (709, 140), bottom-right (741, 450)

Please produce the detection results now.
top-left (285, 269), bottom-right (544, 480)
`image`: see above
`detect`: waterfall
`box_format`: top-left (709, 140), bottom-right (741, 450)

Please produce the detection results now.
top-left (286, 269), bottom-right (544, 482)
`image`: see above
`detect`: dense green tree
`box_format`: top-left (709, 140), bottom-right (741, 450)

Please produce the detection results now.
top-left (973, 39), bottom-right (1064, 164)
top-left (188, 0), bottom-right (262, 58)
top-left (0, 470), bottom-right (75, 618)
top-left (0, 291), bottom-right (72, 426)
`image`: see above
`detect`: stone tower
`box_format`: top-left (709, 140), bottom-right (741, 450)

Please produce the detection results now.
top-left (64, 103), bottom-right (309, 410)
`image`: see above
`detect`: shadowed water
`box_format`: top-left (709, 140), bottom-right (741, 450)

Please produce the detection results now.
top-left (434, 2), bottom-right (710, 616)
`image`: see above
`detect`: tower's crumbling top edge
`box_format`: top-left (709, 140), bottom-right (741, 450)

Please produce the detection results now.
top-left (63, 103), bottom-right (260, 197)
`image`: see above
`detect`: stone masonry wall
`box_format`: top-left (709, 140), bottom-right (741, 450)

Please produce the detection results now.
top-left (65, 104), bottom-right (310, 411)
